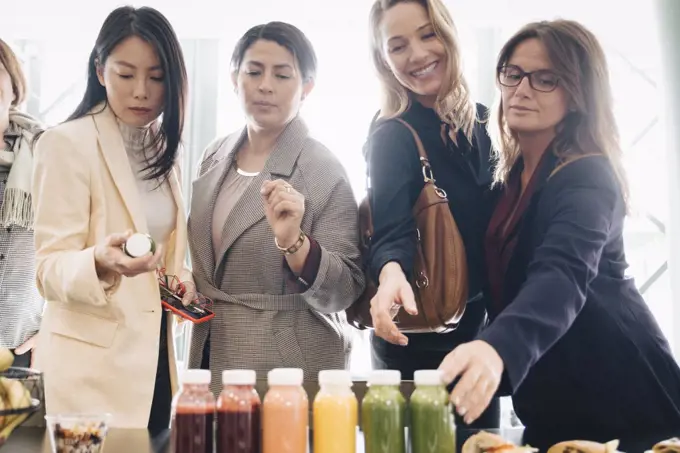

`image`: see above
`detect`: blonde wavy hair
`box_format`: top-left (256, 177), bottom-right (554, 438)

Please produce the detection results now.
top-left (489, 20), bottom-right (629, 204)
top-left (369, 0), bottom-right (476, 138)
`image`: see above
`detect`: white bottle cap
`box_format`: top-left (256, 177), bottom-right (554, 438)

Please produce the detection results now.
top-left (222, 370), bottom-right (256, 386)
top-left (182, 369), bottom-right (211, 385)
top-left (414, 370), bottom-right (445, 386)
top-left (124, 232), bottom-right (155, 257)
top-left (318, 370), bottom-right (352, 387)
top-left (268, 368), bottom-right (304, 386)
top-left (368, 370), bottom-right (401, 386)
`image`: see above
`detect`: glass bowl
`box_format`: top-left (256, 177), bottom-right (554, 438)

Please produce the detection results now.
top-left (0, 367), bottom-right (44, 448)
top-left (0, 367), bottom-right (43, 416)
top-left (45, 413), bottom-right (112, 453)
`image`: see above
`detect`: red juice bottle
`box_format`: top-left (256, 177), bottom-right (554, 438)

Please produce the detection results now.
top-left (170, 369), bottom-right (215, 453)
top-left (216, 369), bottom-right (261, 453)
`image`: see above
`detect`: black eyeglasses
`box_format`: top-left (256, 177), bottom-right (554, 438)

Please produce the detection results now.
top-left (498, 64), bottom-right (560, 93)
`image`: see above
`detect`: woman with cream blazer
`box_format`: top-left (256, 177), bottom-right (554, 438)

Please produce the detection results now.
top-left (31, 6), bottom-right (191, 431)
top-left (32, 104), bottom-right (190, 428)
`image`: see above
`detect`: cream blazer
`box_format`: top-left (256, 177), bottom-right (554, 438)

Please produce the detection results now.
top-left (31, 104), bottom-right (190, 428)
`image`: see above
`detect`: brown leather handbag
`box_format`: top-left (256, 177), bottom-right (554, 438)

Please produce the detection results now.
top-left (346, 118), bottom-right (468, 333)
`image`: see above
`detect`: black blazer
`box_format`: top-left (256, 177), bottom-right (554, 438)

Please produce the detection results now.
top-left (478, 152), bottom-right (680, 450)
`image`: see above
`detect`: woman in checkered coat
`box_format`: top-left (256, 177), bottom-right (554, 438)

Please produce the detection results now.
top-left (187, 22), bottom-right (365, 391)
top-left (0, 39), bottom-right (44, 369)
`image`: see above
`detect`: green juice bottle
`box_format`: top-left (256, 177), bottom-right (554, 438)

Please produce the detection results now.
top-left (410, 370), bottom-right (456, 453)
top-left (361, 370), bottom-right (406, 453)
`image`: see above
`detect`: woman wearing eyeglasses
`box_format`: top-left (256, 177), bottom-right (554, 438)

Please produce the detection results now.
top-left (437, 20), bottom-right (680, 450)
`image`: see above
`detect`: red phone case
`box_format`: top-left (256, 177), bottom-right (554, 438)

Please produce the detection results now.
top-left (161, 299), bottom-right (215, 324)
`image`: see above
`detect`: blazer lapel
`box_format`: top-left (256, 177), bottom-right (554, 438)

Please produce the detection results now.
top-left (189, 130), bottom-right (245, 282)
top-left (166, 165), bottom-right (186, 276)
top-left (213, 116), bottom-right (309, 281)
top-left (92, 104), bottom-right (148, 234)
top-left (501, 150), bottom-right (561, 298)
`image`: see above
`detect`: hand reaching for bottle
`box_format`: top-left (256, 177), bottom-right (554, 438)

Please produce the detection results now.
top-left (370, 262), bottom-right (418, 346)
top-left (439, 340), bottom-right (504, 425)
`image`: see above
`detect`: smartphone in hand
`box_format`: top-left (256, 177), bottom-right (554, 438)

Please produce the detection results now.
top-left (160, 285), bottom-right (215, 324)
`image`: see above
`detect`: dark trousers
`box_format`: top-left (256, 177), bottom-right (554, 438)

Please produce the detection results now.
top-left (148, 313), bottom-right (172, 438)
top-left (200, 327), bottom-right (211, 370)
top-left (9, 349), bottom-right (32, 368)
top-left (370, 301), bottom-right (501, 429)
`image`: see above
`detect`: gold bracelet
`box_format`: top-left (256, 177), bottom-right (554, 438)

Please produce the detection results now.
top-left (275, 230), bottom-right (307, 255)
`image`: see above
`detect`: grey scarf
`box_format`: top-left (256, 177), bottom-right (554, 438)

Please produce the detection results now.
top-left (0, 109), bottom-right (43, 229)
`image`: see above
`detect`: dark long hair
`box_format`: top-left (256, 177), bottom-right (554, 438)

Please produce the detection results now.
top-left (69, 6), bottom-right (187, 182)
top-left (230, 21), bottom-right (317, 83)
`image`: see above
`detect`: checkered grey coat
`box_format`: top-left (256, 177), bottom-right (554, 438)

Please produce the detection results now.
top-left (187, 117), bottom-right (365, 392)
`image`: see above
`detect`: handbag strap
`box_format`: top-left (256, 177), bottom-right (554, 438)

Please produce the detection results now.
top-left (363, 115), bottom-right (444, 192)
top-left (393, 118), bottom-right (441, 186)
top-left (393, 118), bottom-right (428, 161)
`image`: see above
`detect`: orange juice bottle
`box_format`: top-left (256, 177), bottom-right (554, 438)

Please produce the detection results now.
top-left (263, 368), bottom-right (308, 453)
top-left (313, 370), bottom-right (358, 453)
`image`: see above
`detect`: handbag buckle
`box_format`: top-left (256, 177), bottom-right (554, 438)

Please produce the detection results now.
top-left (415, 272), bottom-right (429, 288)
top-left (421, 158), bottom-right (435, 183)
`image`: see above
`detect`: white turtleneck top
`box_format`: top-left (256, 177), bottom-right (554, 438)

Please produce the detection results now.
top-left (117, 120), bottom-right (177, 252)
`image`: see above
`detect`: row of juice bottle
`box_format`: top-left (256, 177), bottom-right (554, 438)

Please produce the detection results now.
top-left (170, 367), bottom-right (456, 453)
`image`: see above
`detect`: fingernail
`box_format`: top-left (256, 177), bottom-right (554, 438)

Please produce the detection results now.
top-left (457, 406), bottom-right (467, 416)
top-left (464, 416), bottom-right (472, 425)
top-left (453, 396), bottom-right (460, 406)
top-left (399, 338), bottom-right (408, 346)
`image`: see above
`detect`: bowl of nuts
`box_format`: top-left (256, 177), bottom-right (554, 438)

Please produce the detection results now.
top-left (45, 413), bottom-right (112, 453)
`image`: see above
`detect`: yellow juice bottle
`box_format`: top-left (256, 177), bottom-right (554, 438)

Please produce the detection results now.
top-left (313, 370), bottom-right (358, 453)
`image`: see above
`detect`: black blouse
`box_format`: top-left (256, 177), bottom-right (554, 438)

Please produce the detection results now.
top-left (366, 101), bottom-right (494, 301)
top-left (365, 100), bottom-right (495, 350)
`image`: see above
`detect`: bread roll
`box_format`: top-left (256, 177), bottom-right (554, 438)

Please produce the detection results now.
top-left (462, 431), bottom-right (538, 453)
top-left (547, 439), bottom-right (621, 453)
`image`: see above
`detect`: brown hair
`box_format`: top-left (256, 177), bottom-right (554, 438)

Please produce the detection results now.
top-left (489, 19), bottom-right (629, 204)
top-left (369, 0), bottom-right (476, 138)
top-left (0, 39), bottom-right (27, 107)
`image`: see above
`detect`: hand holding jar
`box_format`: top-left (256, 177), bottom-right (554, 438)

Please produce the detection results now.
top-left (94, 230), bottom-right (163, 279)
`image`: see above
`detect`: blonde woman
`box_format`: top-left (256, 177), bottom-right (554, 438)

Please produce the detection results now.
top-left (365, 0), bottom-right (499, 428)
top-left (438, 20), bottom-right (680, 450)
